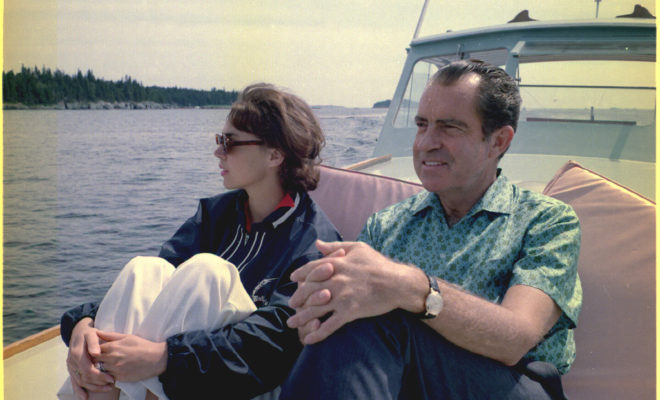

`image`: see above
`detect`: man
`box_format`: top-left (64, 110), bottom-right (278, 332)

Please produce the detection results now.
top-left (281, 60), bottom-right (582, 399)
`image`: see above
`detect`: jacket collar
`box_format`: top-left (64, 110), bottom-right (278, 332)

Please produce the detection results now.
top-left (237, 191), bottom-right (301, 233)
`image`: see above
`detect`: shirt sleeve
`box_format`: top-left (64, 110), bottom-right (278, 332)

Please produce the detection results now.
top-left (509, 201), bottom-right (582, 328)
top-left (60, 301), bottom-right (100, 346)
top-left (356, 213), bottom-right (379, 247)
top-left (158, 254), bottom-right (316, 399)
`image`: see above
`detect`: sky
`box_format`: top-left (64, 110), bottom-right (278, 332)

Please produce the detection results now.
top-left (3, 0), bottom-right (655, 107)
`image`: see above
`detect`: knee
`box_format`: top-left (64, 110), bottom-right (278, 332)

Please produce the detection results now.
top-left (184, 253), bottom-right (228, 267)
top-left (176, 253), bottom-right (240, 281)
top-left (122, 256), bottom-right (175, 281)
top-left (282, 314), bottom-right (411, 398)
top-left (310, 311), bottom-right (410, 353)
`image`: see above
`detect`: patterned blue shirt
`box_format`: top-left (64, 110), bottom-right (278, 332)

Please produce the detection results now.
top-left (357, 174), bottom-right (582, 374)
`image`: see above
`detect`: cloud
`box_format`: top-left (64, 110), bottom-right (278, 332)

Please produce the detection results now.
top-left (6, 0), bottom-right (652, 106)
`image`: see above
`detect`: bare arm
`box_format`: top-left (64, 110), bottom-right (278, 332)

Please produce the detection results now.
top-left (288, 240), bottom-right (561, 365)
top-left (424, 280), bottom-right (561, 365)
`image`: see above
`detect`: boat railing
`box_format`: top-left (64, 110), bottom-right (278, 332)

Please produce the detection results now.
top-left (3, 325), bottom-right (60, 359)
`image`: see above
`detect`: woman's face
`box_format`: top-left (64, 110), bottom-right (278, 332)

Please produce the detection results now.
top-left (214, 121), bottom-right (278, 192)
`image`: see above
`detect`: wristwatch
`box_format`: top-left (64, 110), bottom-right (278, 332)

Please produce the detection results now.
top-left (420, 273), bottom-right (443, 319)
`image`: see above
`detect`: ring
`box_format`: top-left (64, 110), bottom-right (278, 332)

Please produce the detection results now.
top-left (74, 368), bottom-right (81, 377)
top-left (95, 362), bottom-right (107, 373)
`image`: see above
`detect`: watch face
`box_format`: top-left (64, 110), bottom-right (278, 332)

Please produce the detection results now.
top-left (426, 290), bottom-right (444, 315)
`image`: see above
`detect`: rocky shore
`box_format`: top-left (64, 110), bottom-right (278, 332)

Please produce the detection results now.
top-left (3, 101), bottom-right (228, 110)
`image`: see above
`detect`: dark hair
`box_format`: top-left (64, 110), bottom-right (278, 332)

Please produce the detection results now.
top-left (431, 60), bottom-right (521, 143)
top-left (227, 83), bottom-right (325, 193)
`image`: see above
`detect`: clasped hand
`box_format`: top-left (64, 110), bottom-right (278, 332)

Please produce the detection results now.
top-left (287, 240), bottom-right (405, 345)
top-left (67, 318), bottom-right (167, 399)
top-left (66, 318), bottom-right (114, 399)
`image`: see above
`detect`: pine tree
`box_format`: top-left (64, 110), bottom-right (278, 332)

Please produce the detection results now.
top-left (2, 66), bottom-right (238, 108)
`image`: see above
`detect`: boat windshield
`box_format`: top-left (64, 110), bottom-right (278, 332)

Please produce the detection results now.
top-left (395, 0), bottom-right (656, 136)
top-left (518, 60), bottom-right (655, 128)
top-left (392, 1), bottom-right (656, 165)
top-left (394, 58), bottom-right (656, 137)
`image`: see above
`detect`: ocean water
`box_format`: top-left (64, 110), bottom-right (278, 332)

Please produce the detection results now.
top-left (2, 107), bottom-right (386, 345)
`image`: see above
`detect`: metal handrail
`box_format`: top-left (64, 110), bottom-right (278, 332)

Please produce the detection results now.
top-left (519, 84), bottom-right (655, 90)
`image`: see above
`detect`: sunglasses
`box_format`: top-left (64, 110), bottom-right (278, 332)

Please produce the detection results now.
top-left (215, 133), bottom-right (264, 154)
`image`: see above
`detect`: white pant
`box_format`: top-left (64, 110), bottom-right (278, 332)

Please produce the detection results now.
top-left (58, 253), bottom-right (257, 400)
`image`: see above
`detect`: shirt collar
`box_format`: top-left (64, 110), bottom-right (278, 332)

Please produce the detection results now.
top-left (276, 193), bottom-right (296, 209)
top-left (469, 172), bottom-right (513, 216)
top-left (241, 192), bottom-right (299, 233)
top-left (412, 170), bottom-right (513, 218)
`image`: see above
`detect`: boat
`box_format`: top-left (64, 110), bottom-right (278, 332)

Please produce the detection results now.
top-left (3, 2), bottom-right (656, 399)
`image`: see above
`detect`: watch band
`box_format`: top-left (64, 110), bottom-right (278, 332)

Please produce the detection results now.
top-left (418, 273), bottom-right (443, 319)
top-left (428, 273), bottom-right (440, 293)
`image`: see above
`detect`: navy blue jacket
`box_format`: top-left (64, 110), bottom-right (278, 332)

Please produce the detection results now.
top-left (60, 190), bottom-right (341, 399)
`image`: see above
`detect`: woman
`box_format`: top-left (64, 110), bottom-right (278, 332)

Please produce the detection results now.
top-left (59, 83), bottom-right (341, 400)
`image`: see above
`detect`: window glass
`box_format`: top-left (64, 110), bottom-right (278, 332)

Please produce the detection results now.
top-left (393, 60), bottom-right (438, 128)
top-left (518, 60), bottom-right (655, 126)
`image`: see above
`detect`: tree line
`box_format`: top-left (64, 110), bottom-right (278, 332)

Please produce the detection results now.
top-left (3, 66), bottom-right (239, 108)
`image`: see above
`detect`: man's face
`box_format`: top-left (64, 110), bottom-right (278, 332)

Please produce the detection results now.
top-left (413, 74), bottom-right (500, 200)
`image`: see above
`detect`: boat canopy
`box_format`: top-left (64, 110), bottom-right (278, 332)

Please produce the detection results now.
top-left (412, 0), bottom-right (656, 39)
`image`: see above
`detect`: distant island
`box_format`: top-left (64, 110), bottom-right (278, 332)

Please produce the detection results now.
top-left (3, 66), bottom-right (239, 109)
top-left (372, 99), bottom-right (391, 108)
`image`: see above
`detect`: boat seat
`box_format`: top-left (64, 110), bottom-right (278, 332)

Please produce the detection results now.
top-left (543, 161), bottom-right (656, 399)
top-left (310, 165), bottom-right (424, 241)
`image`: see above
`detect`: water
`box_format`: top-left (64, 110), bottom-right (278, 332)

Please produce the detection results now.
top-left (3, 107), bottom-right (386, 345)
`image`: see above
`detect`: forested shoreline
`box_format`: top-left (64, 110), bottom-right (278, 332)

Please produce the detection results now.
top-left (3, 66), bottom-right (239, 109)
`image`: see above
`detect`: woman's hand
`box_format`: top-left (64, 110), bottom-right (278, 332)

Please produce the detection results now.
top-left (66, 318), bottom-right (116, 399)
top-left (94, 331), bottom-right (168, 382)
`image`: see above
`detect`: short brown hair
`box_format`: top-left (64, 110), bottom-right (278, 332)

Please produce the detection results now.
top-left (431, 60), bottom-right (521, 158)
top-left (228, 83), bottom-right (325, 192)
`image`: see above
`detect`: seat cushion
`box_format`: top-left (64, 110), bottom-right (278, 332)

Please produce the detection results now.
top-left (310, 165), bottom-right (424, 241)
top-left (542, 161), bottom-right (655, 399)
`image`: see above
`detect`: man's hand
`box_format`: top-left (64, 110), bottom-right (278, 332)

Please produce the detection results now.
top-left (66, 318), bottom-right (116, 399)
top-left (291, 259), bottom-right (335, 343)
top-left (287, 240), bottom-right (428, 345)
top-left (94, 331), bottom-right (168, 382)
